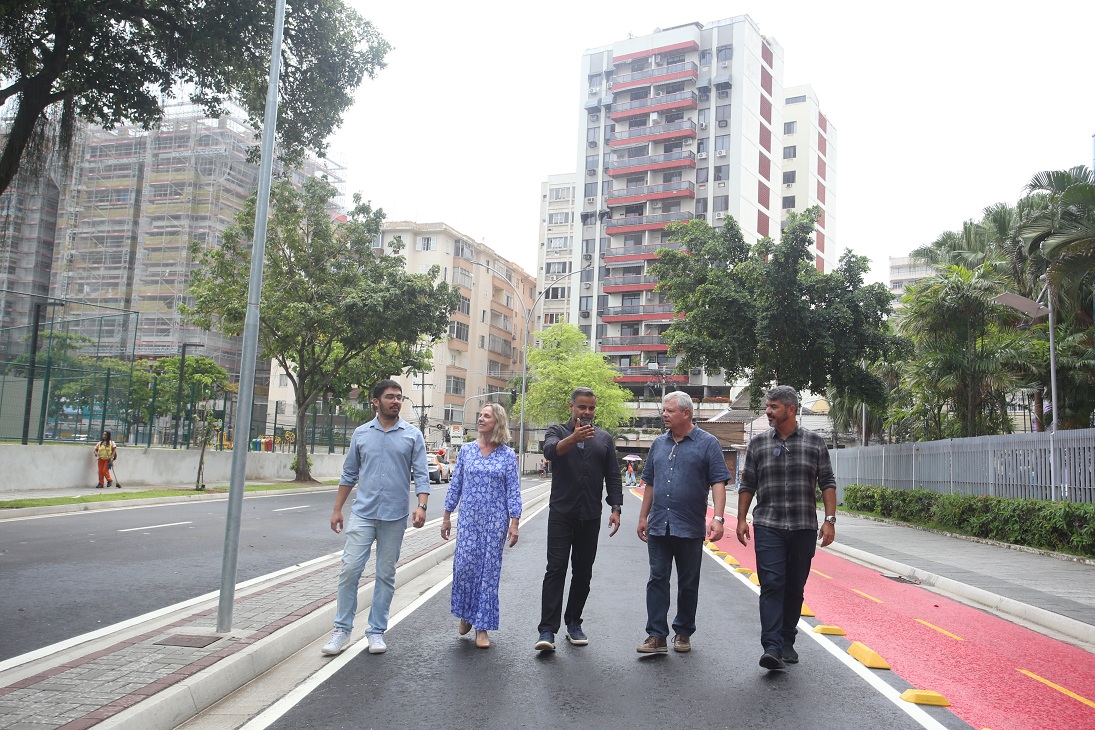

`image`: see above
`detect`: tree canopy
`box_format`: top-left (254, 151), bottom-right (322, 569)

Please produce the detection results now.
top-left (521, 324), bottom-right (633, 430)
top-left (186, 176), bottom-right (459, 480)
top-left (0, 0), bottom-right (390, 195)
top-left (648, 208), bottom-right (897, 409)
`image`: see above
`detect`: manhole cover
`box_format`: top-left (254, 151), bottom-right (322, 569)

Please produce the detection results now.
top-left (154, 634), bottom-right (221, 648)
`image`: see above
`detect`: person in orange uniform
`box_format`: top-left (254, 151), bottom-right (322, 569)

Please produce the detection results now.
top-left (93, 431), bottom-right (118, 488)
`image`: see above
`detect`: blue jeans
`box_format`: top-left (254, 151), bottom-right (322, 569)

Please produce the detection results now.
top-left (753, 525), bottom-right (816, 654)
top-left (334, 512), bottom-right (408, 635)
top-left (644, 533), bottom-right (703, 639)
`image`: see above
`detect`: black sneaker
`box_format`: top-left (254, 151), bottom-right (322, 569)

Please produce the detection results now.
top-left (760, 651), bottom-right (786, 670)
top-left (782, 646), bottom-right (799, 664)
top-left (534, 631), bottom-right (555, 651)
top-left (565, 625), bottom-right (588, 646)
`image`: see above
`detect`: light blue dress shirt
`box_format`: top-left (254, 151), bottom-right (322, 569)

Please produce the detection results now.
top-left (341, 416), bottom-right (430, 521)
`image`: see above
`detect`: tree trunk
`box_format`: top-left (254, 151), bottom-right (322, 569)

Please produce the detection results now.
top-left (294, 401), bottom-right (313, 482)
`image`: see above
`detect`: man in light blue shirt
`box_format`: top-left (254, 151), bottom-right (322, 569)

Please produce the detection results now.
top-left (321, 379), bottom-right (430, 656)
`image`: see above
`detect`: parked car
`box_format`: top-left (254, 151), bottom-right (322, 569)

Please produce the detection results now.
top-left (427, 453), bottom-right (451, 484)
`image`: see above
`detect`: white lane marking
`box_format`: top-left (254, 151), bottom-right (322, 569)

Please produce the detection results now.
top-left (117, 521), bottom-right (193, 532)
top-left (706, 548), bottom-right (949, 729)
top-left (273, 506), bottom-right (310, 512)
top-left (240, 495), bottom-right (551, 730)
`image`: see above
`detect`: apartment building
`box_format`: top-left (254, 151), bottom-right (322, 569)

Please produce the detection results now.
top-left (889, 255), bottom-right (935, 302)
top-left (781, 84), bottom-right (837, 271)
top-left (267, 222), bottom-right (535, 450)
top-left (552, 15), bottom-right (839, 399)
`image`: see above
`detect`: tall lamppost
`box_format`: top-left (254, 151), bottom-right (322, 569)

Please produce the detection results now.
top-left (470, 261), bottom-right (589, 473)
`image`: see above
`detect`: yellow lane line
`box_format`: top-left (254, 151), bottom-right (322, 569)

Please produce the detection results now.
top-left (1018, 669), bottom-right (1095, 709)
top-left (850, 589), bottom-right (883, 603)
top-left (915, 618), bottom-right (965, 641)
top-left (811, 569), bottom-right (832, 579)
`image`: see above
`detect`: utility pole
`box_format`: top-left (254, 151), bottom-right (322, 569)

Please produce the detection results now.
top-left (412, 370), bottom-right (432, 434)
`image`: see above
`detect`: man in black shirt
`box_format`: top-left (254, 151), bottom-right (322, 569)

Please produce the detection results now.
top-left (535, 387), bottom-right (623, 651)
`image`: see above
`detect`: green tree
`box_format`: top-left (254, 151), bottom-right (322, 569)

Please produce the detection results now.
top-left (0, 0), bottom-right (390, 196)
top-left (649, 208), bottom-right (896, 409)
top-left (186, 176), bottom-right (458, 481)
top-left (521, 324), bottom-right (633, 430)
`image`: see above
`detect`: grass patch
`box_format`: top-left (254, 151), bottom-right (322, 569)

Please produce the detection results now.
top-left (0, 480), bottom-right (339, 509)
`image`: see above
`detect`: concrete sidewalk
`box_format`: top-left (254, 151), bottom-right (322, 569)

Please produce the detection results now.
top-left (0, 486), bottom-right (1092, 729)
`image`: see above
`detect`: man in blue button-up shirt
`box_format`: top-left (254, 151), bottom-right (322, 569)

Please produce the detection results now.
top-left (320, 379), bottom-right (430, 657)
top-left (636, 391), bottom-right (730, 654)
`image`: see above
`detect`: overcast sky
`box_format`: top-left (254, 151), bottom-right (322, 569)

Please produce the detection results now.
top-left (328, 1), bottom-right (1095, 284)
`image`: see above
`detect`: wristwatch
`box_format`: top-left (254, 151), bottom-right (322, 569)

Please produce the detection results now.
top-left (824, 515), bottom-right (836, 525)
top-left (712, 516), bottom-right (725, 524)
top-left (418, 503), bottom-right (428, 511)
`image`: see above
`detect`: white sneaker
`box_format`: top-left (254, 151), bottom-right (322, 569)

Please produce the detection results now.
top-left (367, 634), bottom-right (387, 654)
top-left (321, 629), bottom-right (350, 655)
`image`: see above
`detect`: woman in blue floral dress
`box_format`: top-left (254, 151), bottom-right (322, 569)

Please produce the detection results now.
top-left (441, 403), bottom-right (522, 648)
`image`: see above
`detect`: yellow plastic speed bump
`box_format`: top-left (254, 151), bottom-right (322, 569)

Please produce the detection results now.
top-left (714, 551), bottom-right (728, 557)
top-left (723, 555), bottom-right (740, 566)
top-left (705, 541), bottom-right (718, 550)
top-left (734, 567), bottom-right (753, 575)
top-left (749, 573), bottom-right (760, 586)
top-left (847, 641), bottom-right (891, 669)
top-left (813, 625), bottom-right (846, 635)
top-left (800, 604), bottom-right (815, 617)
top-left (900, 689), bottom-right (951, 707)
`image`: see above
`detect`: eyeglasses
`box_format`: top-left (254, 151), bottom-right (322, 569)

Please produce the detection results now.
top-left (773, 439), bottom-right (786, 457)
top-left (669, 442), bottom-right (678, 461)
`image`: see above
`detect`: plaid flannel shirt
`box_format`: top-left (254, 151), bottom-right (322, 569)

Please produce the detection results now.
top-left (739, 426), bottom-right (836, 531)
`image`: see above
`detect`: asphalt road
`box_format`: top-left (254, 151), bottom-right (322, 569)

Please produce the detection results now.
top-left (263, 501), bottom-right (964, 730)
top-left (0, 488), bottom-right (427, 661)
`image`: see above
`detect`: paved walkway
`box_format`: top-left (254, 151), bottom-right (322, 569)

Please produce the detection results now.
top-left (0, 485), bottom-right (1092, 729)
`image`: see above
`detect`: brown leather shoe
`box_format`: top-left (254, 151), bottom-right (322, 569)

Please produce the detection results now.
top-left (672, 634), bottom-right (691, 653)
top-left (636, 636), bottom-right (668, 653)
top-left (475, 630), bottom-right (490, 649)
top-left (458, 619), bottom-right (472, 636)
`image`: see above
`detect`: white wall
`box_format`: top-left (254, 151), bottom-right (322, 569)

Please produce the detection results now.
top-left (1, 444), bottom-right (347, 494)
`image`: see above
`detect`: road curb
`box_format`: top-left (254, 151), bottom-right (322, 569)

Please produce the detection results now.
top-left (827, 542), bottom-right (1095, 648)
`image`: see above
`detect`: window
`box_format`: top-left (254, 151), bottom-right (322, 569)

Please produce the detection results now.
top-left (712, 195), bottom-right (729, 212)
top-left (579, 296), bottom-right (592, 312)
top-left (714, 135), bottom-right (730, 153)
top-left (783, 146), bottom-right (797, 159)
top-left (697, 108), bottom-right (710, 126)
top-left (695, 197), bottom-right (708, 215)
top-left (696, 137), bottom-right (708, 154)
top-left (448, 321), bottom-right (469, 342)
top-left (784, 121), bottom-right (797, 134)
top-left (279, 373), bottom-right (288, 387)
top-left (786, 95), bottom-right (807, 104)
top-left (579, 325), bottom-right (592, 338)
top-left (453, 267), bottom-right (473, 289)
top-left (550, 186), bottom-right (572, 201)
top-left (713, 164), bottom-right (729, 181)
top-left (478, 335), bottom-right (485, 348)
top-left (445, 376), bottom-right (466, 396)
top-left (544, 286), bottom-right (569, 300)
top-left (699, 49), bottom-right (712, 66)
top-left (585, 154), bottom-right (598, 171)
top-left (696, 167), bottom-right (708, 184)
top-left (782, 196), bottom-right (796, 209)
top-left (546, 236), bottom-right (570, 249)
top-left (666, 53), bottom-right (685, 65)
top-left (664, 82), bottom-right (686, 94)
top-left (580, 267), bottom-right (594, 282)
top-left (584, 182), bottom-right (598, 197)
top-left (546, 261), bottom-right (569, 275)
top-left (488, 359), bottom-right (505, 376)
top-left (582, 238), bottom-right (595, 253)
top-left (444, 405), bottom-right (464, 423)
top-left (622, 292), bottom-right (641, 306)
top-left (620, 323), bottom-right (641, 336)
top-left (457, 295), bottom-right (470, 315)
top-left (416, 236), bottom-right (436, 251)
top-left (716, 45), bottom-right (733, 63)
top-left (370, 234), bottom-right (383, 249)
top-left (543, 312), bottom-right (567, 325)
top-left (548, 212), bottom-right (570, 225)
top-left (454, 239), bottom-right (475, 260)
top-left (715, 104), bottom-right (731, 123)
top-left (783, 171), bottom-right (796, 185)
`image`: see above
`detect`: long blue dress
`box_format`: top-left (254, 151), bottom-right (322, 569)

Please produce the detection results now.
top-left (444, 443), bottom-right (522, 631)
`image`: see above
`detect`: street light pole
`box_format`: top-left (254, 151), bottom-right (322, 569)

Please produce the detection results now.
top-left (469, 262), bottom-right (588, 473)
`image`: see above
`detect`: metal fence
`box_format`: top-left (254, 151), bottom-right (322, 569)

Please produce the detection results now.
top-left (830, 428), bottom-right (1095, 504)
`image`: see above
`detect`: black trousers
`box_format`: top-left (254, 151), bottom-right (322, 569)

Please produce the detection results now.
top-left (538, 510), bottom-right (601, 634)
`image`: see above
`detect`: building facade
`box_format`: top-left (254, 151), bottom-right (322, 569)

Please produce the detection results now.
top-left (889, 255), bottom-right (935, 303)
top-left (267, 221), bottom-right (535, 451)
top-left (545, 16), bottom-right (834, 400)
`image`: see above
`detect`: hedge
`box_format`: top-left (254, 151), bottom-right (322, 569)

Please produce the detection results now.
top-left (842, 484), bottom-right (1095, 558)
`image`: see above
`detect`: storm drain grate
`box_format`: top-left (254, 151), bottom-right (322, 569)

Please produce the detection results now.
top-left (154, 634), bottom-right (222, 648)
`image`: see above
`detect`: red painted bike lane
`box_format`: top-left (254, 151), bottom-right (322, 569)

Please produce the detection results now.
top-left (707, 514), bottom-right (1095, 730)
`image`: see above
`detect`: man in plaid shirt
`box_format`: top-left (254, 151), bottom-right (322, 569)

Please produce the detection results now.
top-left (736, 385), bottom-right (836, 671)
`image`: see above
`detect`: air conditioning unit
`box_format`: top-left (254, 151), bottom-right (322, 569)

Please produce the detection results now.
top-left (699, 122), bottom-right (708, 130)
top-left (583, 253), bottom-right (593, 260)
top-left (721, 61), bottom-right (730, 68)
top-left (784, 184), bottom-right (793, 189)
top-left (651, 201), bottom-right (661, 209)
top-left (683, 138), bottom-right (693, 145)
top-left (590, 113), bottom-right (600, 122)
top-left (715, 212), bottom-right (727, 219)
top-left (646, 291), bottom-right (656, 301)
top-left (654, 55), bottom-right (663, 64)
top-left (655, 91), bottom-right (665, 97)
top-left (586, 196), bottom-right (596, 203)
top-left (650, 112), bottom-right (660, 121)
top-left (697, 151), bottom-right (708, 159)
top-left (589, 87), bottom-right (599, 95)
top-left (587, 169), bottom-right (597, 176)
top-left (588, 140), bottom-right (597, 148)
top-left (580, 310), bottom-right (591, 317)
top-left (583, 282), bottom-right (592, 289)
top-left (717, 89), bottom-right (729, 99)
top-left (716, 149), bottom-right (727, 157)
top-left (718, 119), bottom-right (728, 128)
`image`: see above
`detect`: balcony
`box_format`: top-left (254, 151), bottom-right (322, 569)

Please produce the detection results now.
top-left (613, 366), bottom-right (689, 383)
top-left (607, 150), bottom-right (696, 177)
top-left (612, 40), bottom-right (700, 65)
top-left (609, 120), bottom-right (697, 148)
top-left (609, 91), bottom-right (698, 122)
top-left (601, 303), bottom-right (676, 322)
top-left (605, 210), bottom-right (693, 235)
top-left (611, 62), bottom-right (699, 92)
top-left (603, 242), bottom-right (683, 263)
top-left (602, 274), bottom-right (659, 292)
top-left (599, 335), bottom-right (668, 352)
top-left (606, 181), bottom-right (694, 206)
